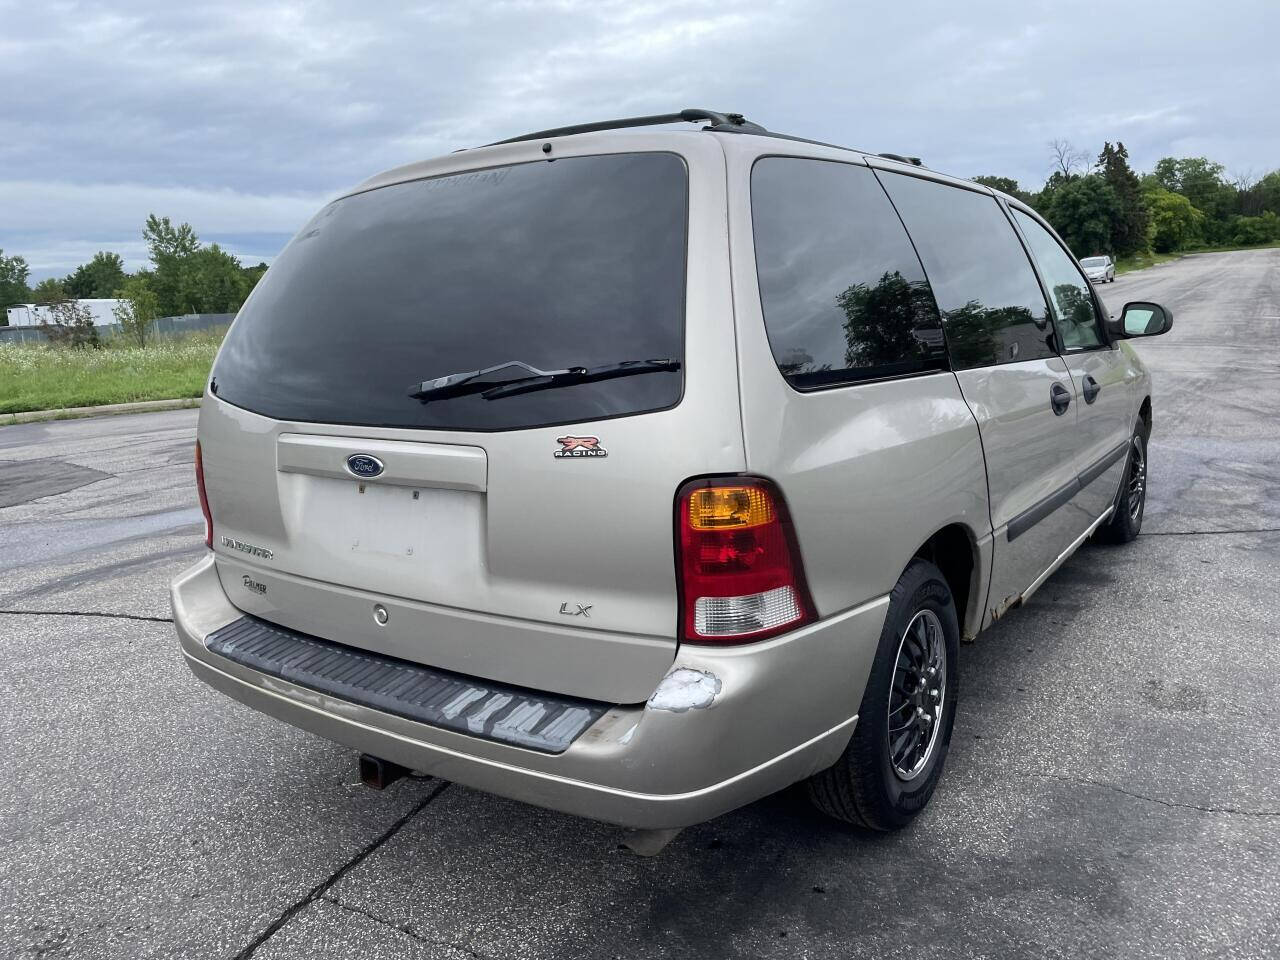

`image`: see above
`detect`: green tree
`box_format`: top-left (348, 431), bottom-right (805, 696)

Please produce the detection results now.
top-left (1145, 187), bottom-right (1204, 252)
top-left (973, 175), bottom-right (1019, 194)
top-left (1043, 174), bottom-right (1120, 256)
top-left (63, 251), bottom-right (127, 299)
top-left (242, 261), bottom-right (269, 291)
top-left (972, 176), bottom-right (1034, 206)
top-left (143, 214), bottom-right (202, 316)
top-left (176, 244), bottom-right (251, 313)
top-left (1234, 172), bottom-right (1265, 217)
top-left (45, 299), bottom-right (101, 348)
top-left (31, 278), bottom-right (68, 303)
top-left (141, 215), bottom-right (255, 315)
top-left (143, 214), bottom-right (200, 259)
top-left (1152, 157), bottom-right (1235, 242)
top-left (1227, 211), bottom-right (1280, 246)
top-left (1258, 171), bottom-right (1280, 216)
top-left (112, 274), bottom-right (160, 346)
top-left (1097, 142), bottom-right (1150, 257)
top-left (0, 250), bottom-right (31, 311)
top-left (1152, 157), bottom-right (1226, 210)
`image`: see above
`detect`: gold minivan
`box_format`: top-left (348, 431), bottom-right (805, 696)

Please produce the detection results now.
top-left (172, 109), bottom-right (1172, 836)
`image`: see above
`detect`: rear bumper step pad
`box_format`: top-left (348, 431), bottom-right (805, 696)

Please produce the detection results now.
top-left (205, 615), bottom-right (611, 754)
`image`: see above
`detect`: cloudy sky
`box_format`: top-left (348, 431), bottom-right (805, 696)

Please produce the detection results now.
top-left (2, 0), bottom-right (1276, 280)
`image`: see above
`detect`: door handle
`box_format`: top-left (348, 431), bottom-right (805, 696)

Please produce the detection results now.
top-left (1050, 382), bottom-right (1072, 416)
top-left (1083, 375), bottom-right (1101, 404)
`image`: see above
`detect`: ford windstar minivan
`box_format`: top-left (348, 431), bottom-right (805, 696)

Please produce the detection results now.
top-left (172, 109), bottom-right (1172, 835)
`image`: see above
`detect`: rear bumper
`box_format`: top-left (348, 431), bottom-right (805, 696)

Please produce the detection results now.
top-left (171, 554), bottom-right (887, 829)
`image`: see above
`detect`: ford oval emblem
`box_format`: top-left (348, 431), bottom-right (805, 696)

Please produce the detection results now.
top-left (346, 454), bottom-right (384, 478)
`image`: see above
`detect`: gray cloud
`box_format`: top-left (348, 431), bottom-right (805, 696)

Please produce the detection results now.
top-left (2, 0), bottom-right (1276, 278)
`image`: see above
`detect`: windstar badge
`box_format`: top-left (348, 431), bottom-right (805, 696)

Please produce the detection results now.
top-left (554, 436), bottom-right (607, 459)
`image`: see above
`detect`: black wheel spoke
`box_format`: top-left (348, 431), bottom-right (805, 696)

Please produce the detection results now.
top-left (904, 632), bottom-right (926, 667)
top-left (904, 728), bottom-right (923, 764)
top-left (890, 728), bottom-right (915, 758)
top-left (887, 608), bottom-right (948, 781)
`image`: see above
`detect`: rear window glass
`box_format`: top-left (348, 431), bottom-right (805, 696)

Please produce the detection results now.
top-left (212, 153), bottom-right (687, 431)
top-left (751, 157), bottom-right (947, 388)
top-left (877, 172), bottom-right (1055, 370)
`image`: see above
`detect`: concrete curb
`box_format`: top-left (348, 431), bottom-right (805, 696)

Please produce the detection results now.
top-left (1, 397), bottom-right (202, 426)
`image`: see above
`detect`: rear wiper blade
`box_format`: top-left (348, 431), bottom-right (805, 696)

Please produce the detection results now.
top-left (479, 358), bottom-right (681, 401)
top-left (408, 358), bottom-right (680, 404)
top-left (407, 360), bottom-right (576, 403)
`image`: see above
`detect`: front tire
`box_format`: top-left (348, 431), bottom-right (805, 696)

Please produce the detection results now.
top-left (1097, 424), bottom-right (1147, 543)
top-left (807, 559), bottom-right (959, 830)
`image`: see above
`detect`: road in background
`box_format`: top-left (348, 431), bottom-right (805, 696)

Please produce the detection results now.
top-left (2, 248), bottom-right (1278, 959)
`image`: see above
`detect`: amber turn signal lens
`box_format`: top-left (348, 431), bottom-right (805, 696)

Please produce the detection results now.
top-left (687, 485), bottom-right (775, 530)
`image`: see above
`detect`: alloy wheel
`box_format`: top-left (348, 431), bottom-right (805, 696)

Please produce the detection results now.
top-left (887, 609), bottom-right (946, 781)
top-left (1128, 437), bottom-right (1146, 522)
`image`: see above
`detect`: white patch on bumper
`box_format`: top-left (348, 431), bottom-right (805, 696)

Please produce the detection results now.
top-left (646, 668), bottom-right (722, 713)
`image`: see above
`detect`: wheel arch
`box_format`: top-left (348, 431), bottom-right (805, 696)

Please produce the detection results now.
top-left (1138, 395), bottom-right (1152, 436)
top-left (911, 523), bottom-right (982, 641)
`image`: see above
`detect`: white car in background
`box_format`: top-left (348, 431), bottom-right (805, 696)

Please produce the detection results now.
top-left (1080, 255), bottom-right (1115, 283)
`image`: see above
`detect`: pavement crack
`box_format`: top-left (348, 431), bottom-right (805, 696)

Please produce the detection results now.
top-left (319, 893), bottom-right (497, 959)
top-left (0, 608), bottom-right (174, 623)
top-left (230, 780), bottom-right (449, 960)
top-left (1030, 771), bottom-right (1280, 817)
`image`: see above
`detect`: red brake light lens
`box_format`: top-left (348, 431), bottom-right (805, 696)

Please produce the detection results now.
top-left (195, 441), bottom-right (213, 548)
top-left (676, 477), bottom-right (815, 644)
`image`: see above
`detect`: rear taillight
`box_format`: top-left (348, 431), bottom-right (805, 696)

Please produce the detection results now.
top-left (676, 477), bottom-right (815, 644)
top-left (195, 441), bottom-right (213, 548)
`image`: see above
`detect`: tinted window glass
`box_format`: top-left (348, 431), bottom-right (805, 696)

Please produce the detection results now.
top-left (751, 158), bottom-right (947, 388)
top-left (212, 153), bottom-right (687, 430)
top-left (1012, 209), bottom-right (1105, 349)
top-left (878, 173), bottom-right (1055, 369)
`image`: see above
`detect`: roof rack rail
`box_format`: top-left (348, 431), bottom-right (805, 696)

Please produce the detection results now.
top-left (878, 152), bottom-right (924, 166)
top-left (489, 108), bottom-right (767, 145)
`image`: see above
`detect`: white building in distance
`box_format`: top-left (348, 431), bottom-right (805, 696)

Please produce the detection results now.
top-left (5, 299), bottom-right (125, 327)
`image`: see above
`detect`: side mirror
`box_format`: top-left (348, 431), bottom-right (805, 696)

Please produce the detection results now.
top-left (1110, 301), bottom-right (1173, 339)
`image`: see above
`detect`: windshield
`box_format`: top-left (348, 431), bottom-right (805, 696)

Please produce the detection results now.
top-left (1080, 257), bottom-right (1108, 267)
top-left (212, 152), bottom-right (688, 431)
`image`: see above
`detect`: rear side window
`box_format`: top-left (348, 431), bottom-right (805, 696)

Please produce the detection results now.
top-left (751, 157), bottom-right (947, 388)
top-left (1011, 209), bottom-right (1105, 349)
top-left (212, 153), bottom-right (687, 431)
top-left (877, 172), bottom-right (1055, 370)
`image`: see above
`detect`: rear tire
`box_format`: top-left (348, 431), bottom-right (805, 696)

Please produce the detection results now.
top-left (1096, 423), bottom-right (1147, 544)
top-left (807, 559), bottom-right (959, 830)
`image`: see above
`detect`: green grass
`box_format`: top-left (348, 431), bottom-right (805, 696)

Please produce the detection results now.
top-left (1115, 251), bottom-right (1184, 275)
top-left (0, 329), bottom-right (225, 415)
top-left (1117, 239), bottom-right (1280, 275)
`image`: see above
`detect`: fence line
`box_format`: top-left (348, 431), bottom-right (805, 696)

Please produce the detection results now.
top-left (0, 313), bottom-right (234, 344)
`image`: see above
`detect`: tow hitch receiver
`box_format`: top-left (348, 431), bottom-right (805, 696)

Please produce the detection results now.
top-left (359, 753), bottom-right (409, 790)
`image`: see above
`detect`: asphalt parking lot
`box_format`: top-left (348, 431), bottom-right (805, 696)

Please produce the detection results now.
top-left (3, 247), bottom-right (1278, 959)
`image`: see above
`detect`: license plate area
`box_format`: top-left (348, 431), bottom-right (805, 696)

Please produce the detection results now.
top-left (335, 480), bottom-right (430, 560)
top-left (275, 472), bottom-right (485, 597)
